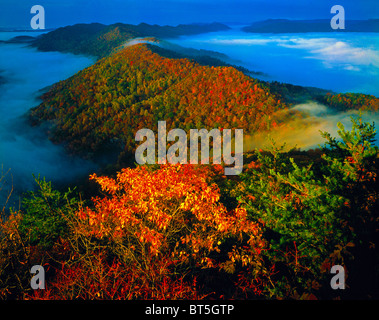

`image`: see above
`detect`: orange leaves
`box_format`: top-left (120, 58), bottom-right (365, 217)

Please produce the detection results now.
top-left (323, 92), bottom-right (379, 112)
top-left (247, 161), bottom-right (261, 170)
top-left (76, 164), bottom-right (264, 271)
top-left (89, 174), bottom-right (118, 194)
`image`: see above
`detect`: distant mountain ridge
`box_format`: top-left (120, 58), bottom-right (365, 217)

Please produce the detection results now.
top-left (0, 35), bottom-right (36, 43)
top-left (243, 19), bottom-right (379, 33)
top-left (28, 19), bottom-right (379, 59)
top-left (30, 22), bottom-right (230, 58)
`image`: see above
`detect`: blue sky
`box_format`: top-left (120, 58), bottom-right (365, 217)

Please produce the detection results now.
top-left (1, 0), bottom-right (378, 29)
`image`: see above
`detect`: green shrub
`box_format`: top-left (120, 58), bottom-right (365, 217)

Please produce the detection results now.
top-left (236, 116), bottom-right (378, 298)
top-left (18, 175), bottom-right (81, 249)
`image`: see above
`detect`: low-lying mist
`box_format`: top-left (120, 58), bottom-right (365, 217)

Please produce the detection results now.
top-left (0, 42), bottom-right (96, 209)
top-left (245, 101), bottom-right (379, 152)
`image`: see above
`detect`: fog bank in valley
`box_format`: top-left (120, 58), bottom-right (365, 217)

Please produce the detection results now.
top-left (245, 102), bottom-right (379, 152)
top-left (0, 41), bottom-right (96, 209)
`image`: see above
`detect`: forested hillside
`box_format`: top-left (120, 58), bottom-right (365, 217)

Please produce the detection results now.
top-left (318, 92), bottom-right (379, 112)
top-left (29, 43), bottom-right (286, 161)
top-left (29, 39), bottom-right (379, 165)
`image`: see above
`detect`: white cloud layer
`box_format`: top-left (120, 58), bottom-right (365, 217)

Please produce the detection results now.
top-left (278, 37), bottom-right (379, 69)
top-left (209, 35), bottom-right (379, 71)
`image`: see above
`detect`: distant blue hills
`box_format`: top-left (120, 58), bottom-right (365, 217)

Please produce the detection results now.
top-left (243, 19), bottom-right (379, 33)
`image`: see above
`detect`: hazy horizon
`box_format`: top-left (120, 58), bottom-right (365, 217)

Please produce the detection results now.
top-left (1, 0), bottom-right (378, 29)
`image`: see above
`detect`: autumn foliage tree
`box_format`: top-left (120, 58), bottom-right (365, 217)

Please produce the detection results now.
top-left (20, 164), bottom-right (268, 299)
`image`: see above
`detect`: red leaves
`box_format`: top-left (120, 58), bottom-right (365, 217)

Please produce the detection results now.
top-left (28, 164), bottom-right (267, 299)
top-left (80, 164), bottom-right (263, 258)
top-left (29, 253), bottom-right (201, 300)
